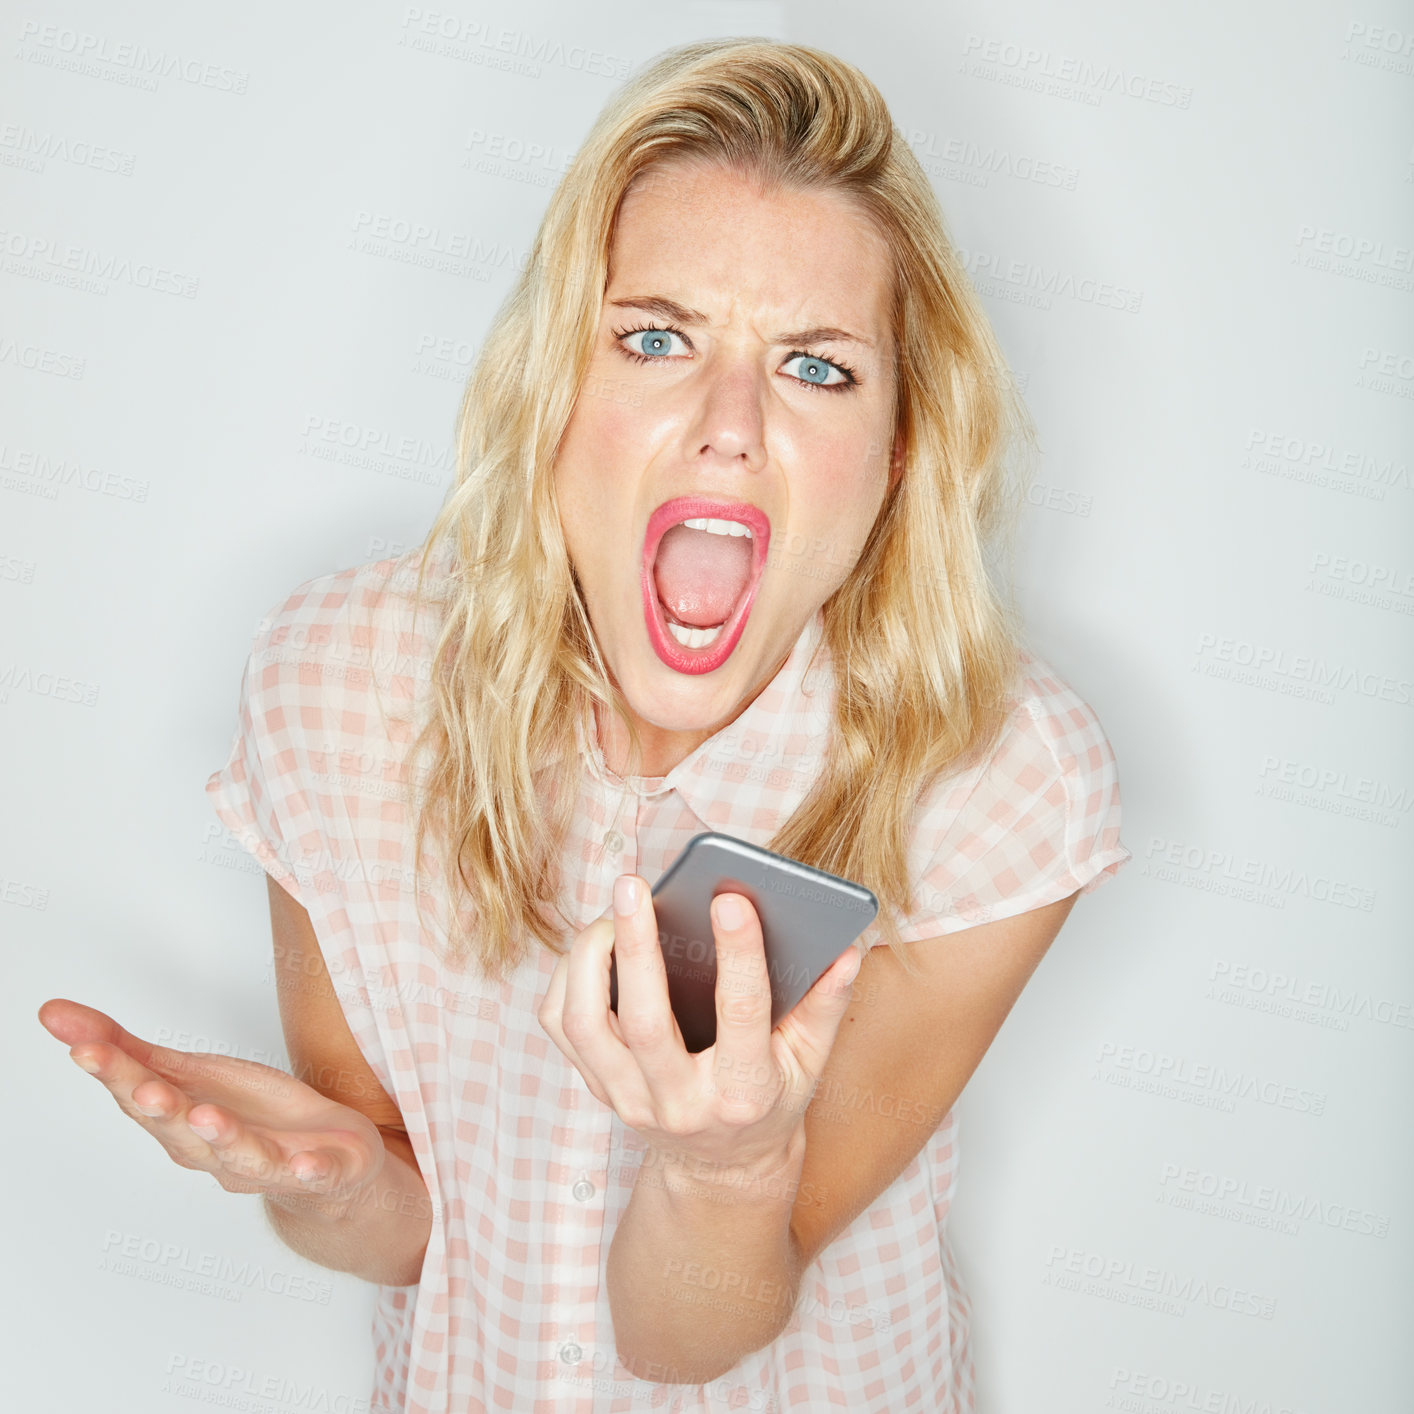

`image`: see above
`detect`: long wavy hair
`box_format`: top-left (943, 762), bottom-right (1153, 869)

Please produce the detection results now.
top-left (386, 36), bottom-right (1035, 984)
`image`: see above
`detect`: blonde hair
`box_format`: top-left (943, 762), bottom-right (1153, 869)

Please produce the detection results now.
top-left (390, 36), bottom-right (1035, 983)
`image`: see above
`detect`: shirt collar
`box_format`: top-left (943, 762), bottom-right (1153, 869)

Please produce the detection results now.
top-left (576, 607), bottom-right (834, 847)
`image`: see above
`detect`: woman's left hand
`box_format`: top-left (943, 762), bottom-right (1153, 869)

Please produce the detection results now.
top-left (537, 874), bottom-right (863, 1182)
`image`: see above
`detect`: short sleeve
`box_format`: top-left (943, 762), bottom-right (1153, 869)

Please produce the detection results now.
top-left (205, 600), bottom-right (314, 911)
top-left (890, 662), bottom-right (1132, 943)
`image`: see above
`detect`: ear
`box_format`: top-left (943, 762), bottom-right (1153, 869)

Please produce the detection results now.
top-left (888, 428), bottom-right (905, 489)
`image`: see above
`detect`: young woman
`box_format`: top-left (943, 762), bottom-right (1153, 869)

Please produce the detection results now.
top-left (40, 36), bottom-right (1130, 1414)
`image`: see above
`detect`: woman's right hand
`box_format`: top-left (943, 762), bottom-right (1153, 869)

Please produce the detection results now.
top-left (39, 998), bottom-right (387, 1215)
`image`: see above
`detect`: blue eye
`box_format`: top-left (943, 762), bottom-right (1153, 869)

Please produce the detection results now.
top-left (782, 353), bottom-right (849, 388)
top-left (618, 326), bottom-right (687, 359)
top-left (612, 321), bottom-right (859, 394)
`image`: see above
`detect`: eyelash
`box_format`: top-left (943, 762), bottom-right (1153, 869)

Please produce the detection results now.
top-left (609, 321), bottom-right (860, 393)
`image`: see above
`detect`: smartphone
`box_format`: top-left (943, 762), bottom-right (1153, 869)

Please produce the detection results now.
top-left (607, 831), bottom-right (879, 1054)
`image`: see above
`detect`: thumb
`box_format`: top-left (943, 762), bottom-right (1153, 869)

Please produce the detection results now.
top-left (778, 945), bottom-right (863, 1074)
top-left (821, 943), bottom-right (863, 1001)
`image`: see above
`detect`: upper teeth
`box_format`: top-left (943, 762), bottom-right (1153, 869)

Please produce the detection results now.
top-left (681, 516), bottom-right (752, 539)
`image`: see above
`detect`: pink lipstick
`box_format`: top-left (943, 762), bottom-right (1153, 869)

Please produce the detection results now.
top-left (640, 496), bottom-right (770, 675)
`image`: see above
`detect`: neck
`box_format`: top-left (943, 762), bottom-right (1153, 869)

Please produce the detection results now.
top-left (593, 698), bottom-right (713, 779)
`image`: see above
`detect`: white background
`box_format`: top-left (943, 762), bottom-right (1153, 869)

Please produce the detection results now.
top-left (5, 2), bottom-right (1411, 1411)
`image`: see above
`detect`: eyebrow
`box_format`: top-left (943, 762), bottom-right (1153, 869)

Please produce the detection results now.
top-left (607, 295), bottom-right (875, 350)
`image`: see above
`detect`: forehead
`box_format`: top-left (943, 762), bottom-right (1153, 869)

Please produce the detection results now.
top-left (607, 162), bottom-right (894, 341)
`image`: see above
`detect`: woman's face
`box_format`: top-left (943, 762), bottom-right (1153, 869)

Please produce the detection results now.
top-left (553, 159), bottom-right (900, 772)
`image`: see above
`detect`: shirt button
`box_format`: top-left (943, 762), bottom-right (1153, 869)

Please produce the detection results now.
top-left (603, 829), bottom-right (624, 854)
top-left (571, 1177), bottom-right (596, 1202)
top-left (559, 1341), bottom-right (583, 1366)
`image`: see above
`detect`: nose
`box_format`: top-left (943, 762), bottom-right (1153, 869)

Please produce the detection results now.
top-left (684, 350), bottom-right (768, 474)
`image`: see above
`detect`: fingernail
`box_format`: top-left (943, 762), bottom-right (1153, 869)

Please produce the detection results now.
top-left (714, 894), bottom-right (744, 929)
top-left (189, 1121), bottom-right (219, 1141)
top-left (613, 875), bottom-right (640, 916)
top-left (71, 1052), bottom-right (100, 1075)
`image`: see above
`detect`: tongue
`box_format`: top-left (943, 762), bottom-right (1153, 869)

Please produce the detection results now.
top-left (653, 524), bottom-right (752, 628)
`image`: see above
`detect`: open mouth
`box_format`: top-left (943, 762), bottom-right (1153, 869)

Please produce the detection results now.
top-left (640, 497), bottom-right (770, 675)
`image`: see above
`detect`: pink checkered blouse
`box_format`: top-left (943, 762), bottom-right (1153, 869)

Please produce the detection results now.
top-left (205, 548), bottom-right (1130, 1413)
